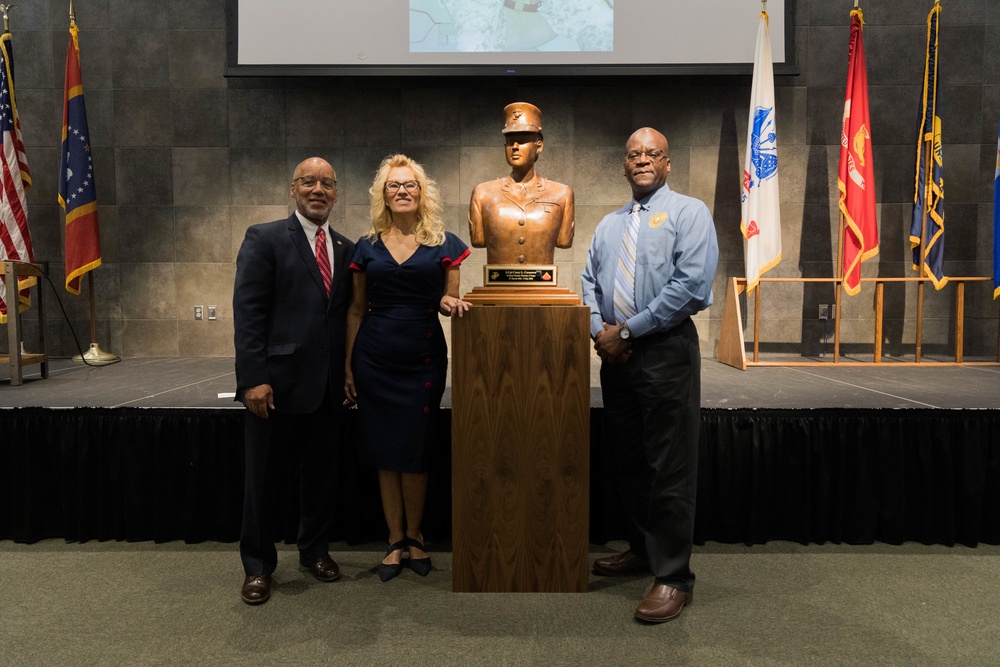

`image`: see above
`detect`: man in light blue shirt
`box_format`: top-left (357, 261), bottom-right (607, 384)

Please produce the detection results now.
top-left (581, 127), bottom-right (718, 623)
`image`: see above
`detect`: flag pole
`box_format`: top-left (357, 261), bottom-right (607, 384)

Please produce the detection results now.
top-left (66, 0), bottom-right (117, 365)
top-left (915, 135), bottom-right (933, 363)
top-left (836, 0), bottom-right (857, 363)
top-left (915, 2), bottom-right (941, 364)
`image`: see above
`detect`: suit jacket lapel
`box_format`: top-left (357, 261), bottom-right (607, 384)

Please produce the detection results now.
top-left (288, 215), bottom-right (328, 297)
top-left (329, 232), bottom-right (350, 305)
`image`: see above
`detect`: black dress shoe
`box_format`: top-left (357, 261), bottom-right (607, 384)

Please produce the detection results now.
top-left (300, 555), bottom-right (341, 582)
top-left (593, 549), bottom-right (649, 576)
top-left (405, 537), bottom-right (432, 577)
top-left (378, 541), bottom-right (406, 582)
top-left (241, 574), bottom-right (271, 605)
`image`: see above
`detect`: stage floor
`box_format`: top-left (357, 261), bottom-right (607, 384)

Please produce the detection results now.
top-left (3, 355), bottom-right (999, 410)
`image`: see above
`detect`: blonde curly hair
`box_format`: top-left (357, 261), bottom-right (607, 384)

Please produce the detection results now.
top-left (366, 154), bottom-right (445, 247)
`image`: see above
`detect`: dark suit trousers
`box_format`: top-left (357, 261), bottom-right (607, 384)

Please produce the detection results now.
top-left (599, 317), bottom-right (701, 592)
top-left (240, 392), bottom-right (342, 576)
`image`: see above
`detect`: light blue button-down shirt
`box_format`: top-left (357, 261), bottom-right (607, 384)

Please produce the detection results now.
top-left (581, 183), bottom-right (719, 339)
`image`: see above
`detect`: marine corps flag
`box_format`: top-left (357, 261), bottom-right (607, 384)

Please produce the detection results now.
top-left (910, 2), bottom-right (946, 290)
top-left (741, 9), bottom-right (781, 294)
top-left (838, 7), bottom-right (878, 296)
top-left (59, 21), bottom-right (101, 295)
top-left (0, 29), bottom-right (35, 325)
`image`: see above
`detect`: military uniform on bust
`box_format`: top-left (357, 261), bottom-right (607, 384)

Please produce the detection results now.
top-left (468, 102), bottom-right (575, 266)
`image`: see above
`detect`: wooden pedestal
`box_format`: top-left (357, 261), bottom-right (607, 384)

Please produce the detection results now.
top-left (451, 304), bottom-right (590, 592)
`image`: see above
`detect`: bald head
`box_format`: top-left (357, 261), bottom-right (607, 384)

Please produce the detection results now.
top-left (292, 157), bottom-right (334, 182)
top-left (628, 128), bottom-right (668, 151)
top-left (624, 128), bottom-right (671, 200)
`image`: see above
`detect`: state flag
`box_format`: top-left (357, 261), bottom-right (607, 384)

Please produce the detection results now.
top-left (59, 22), bottom-right (101, 295)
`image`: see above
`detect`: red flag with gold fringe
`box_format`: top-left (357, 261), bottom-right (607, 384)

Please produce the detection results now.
top-left (837, 7), bottom-right (878, 296)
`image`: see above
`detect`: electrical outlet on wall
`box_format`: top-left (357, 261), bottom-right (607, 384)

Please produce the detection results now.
top-left (818, 304), bottom-right (829, 320)
top-left (207, 306), bottom-right (217, 321)
top-left (194, 305), bottom-right (204, 320)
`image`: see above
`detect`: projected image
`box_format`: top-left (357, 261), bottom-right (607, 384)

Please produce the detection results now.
top-left (409, 0), bottom-right (614, 53)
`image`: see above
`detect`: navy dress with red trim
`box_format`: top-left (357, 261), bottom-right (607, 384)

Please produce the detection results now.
top-left (349, 231), bottom-right (470, 472)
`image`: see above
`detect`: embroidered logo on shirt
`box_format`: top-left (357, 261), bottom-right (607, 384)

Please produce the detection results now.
top-left (649, 212), bottom-right (668, 228)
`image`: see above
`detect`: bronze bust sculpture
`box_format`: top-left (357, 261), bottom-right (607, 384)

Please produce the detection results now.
top-left (468, 103), bottom-right (575, 266)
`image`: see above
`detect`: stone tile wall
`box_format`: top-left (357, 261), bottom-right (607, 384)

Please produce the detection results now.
top-left (7, 0), bottom-right (999, 359)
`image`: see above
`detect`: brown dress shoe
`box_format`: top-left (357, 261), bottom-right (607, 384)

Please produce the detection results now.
top-left (593, 549), bottom-right (649, 576)
top-left (300, 555), bottom-right (341, 582)
top-left (634, 583), bottom-right (691, 623)
top-left (241, 575), bottom-right (271, 605)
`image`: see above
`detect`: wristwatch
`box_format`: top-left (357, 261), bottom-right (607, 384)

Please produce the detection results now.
top-left (619, 323), bottom-right (631, 340)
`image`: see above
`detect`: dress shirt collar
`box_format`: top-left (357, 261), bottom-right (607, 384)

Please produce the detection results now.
top-left (631, 183), bottom-right (671, 212)
top-left (294, 210), bottom-right (330, 246)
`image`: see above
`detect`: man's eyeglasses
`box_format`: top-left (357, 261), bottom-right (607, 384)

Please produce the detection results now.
top-left (293, 176), bottom-right (337, 190)
top-left (385, 180), bottom-right (420, 194)
top-left (625, 150), bottom-right (666, 163)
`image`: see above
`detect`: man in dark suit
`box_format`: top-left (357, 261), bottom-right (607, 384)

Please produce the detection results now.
top-left (233, 157), bottom-right (355, 605)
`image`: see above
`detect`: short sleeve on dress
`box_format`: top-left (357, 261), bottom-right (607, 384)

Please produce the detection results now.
top-left (440, 232), bottom-right (471, 268)
top-left (350, 237), bottom-right (373, 272)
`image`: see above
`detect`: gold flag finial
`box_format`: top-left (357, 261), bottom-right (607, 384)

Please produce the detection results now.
top-left (70, 0), bottom-right (76, 27)
top-left (0, 4), bottom-right (13, 33)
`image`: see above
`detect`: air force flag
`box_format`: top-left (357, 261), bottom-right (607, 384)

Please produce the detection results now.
top-left (741, 10), bottom-right (781, 294)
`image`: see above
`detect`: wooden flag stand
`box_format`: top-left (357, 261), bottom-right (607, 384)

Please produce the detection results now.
top-left (1, 261), bottom-right (48, 385)
top-left (716, 275), bottom-right (1000, 370)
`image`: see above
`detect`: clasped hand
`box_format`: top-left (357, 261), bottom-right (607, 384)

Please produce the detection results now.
top-left (594, 322), bottom-right (632, 364)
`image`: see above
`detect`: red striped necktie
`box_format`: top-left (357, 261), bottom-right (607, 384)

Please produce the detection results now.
top-left (315, 227), bottom-right (331, 296)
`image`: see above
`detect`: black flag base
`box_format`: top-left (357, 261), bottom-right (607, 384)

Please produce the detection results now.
top-left (73, 342), bottom-right (119, 365)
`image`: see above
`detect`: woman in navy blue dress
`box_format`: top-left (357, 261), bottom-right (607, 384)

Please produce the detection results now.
top-left (345, 154), bottom-right (471, 581)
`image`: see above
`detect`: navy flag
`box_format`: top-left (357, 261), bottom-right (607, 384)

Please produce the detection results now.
top-left (910, 3), bottom-right (946, 290)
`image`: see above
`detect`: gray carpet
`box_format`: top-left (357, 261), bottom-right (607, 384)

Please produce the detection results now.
top-left (3, 539), bottom-right (998, 666)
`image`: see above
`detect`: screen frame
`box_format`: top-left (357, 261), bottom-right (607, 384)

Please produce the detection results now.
top-left (224, 1), bottom-right (799, 78)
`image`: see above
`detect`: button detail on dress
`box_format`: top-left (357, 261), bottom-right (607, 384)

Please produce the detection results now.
top-left (517, 254), bottom-right (526, 263)
top-left (518, 237), bottom-right (525, 245)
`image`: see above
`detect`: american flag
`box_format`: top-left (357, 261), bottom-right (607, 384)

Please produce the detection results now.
top-left (0, 30), bottom-right (35, 324)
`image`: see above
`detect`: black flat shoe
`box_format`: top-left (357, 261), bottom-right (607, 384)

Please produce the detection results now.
top-left (378, 540), bottom-right (406, 582)
top-left (405, 537), bottom-right (432, 577)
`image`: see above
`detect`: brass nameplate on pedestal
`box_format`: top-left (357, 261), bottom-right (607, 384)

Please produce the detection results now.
top-left (484, 264), bottom-right (558, 286)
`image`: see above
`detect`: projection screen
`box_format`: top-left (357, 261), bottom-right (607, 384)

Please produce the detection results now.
top-left (226, 0), bottom-right (794, 77)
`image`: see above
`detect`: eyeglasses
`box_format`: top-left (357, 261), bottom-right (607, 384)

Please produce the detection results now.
top-left (385, 180), bottom-right (420, 194)
top-left (293, 176), bottom-right (337, 190)
top-left (625, 150), bottom-right (666, 163)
